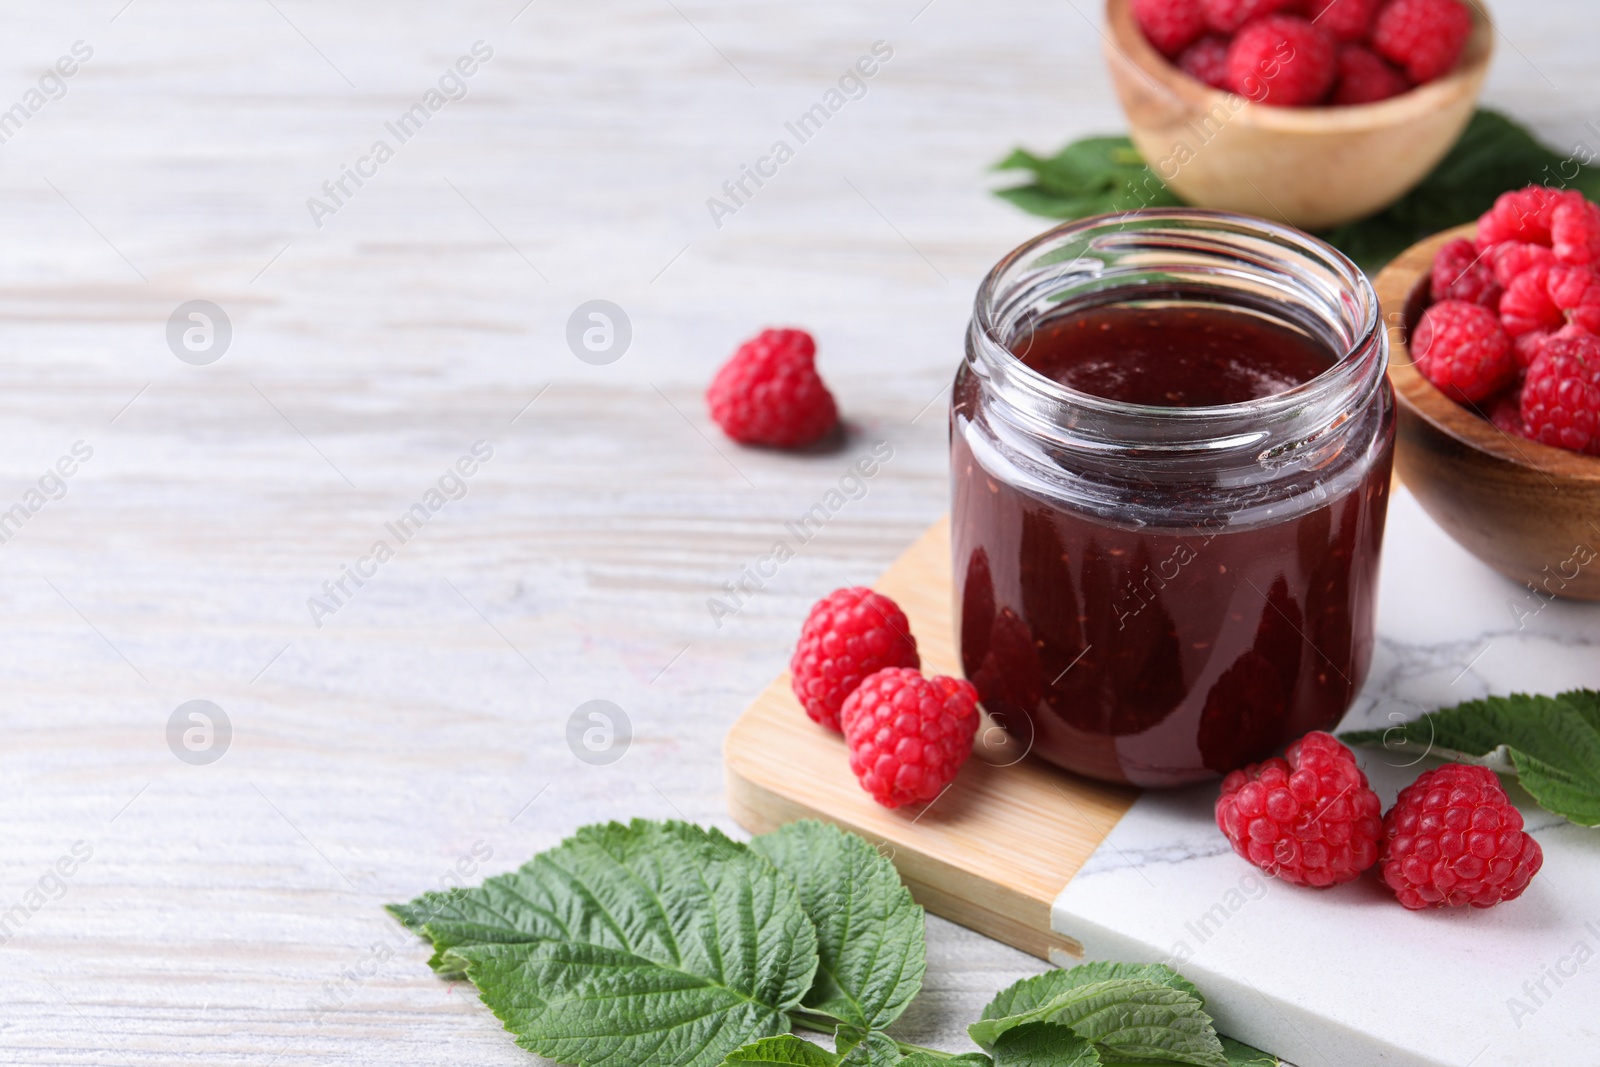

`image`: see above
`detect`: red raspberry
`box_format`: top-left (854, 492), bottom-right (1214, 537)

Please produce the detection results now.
top-left (791, 587), bottom-right (920, 732)
top-left (1513, 329), bottom-right (1553, 370)
top-left (1521, 333), bottom-right (1600, 454)
top-left (1215, 732), bottom-right (1382, 888)
top-left (842, 668), bottom-right (979, 809)
top-left (1133, 0), bottom-right (1207, 57)
top-left (1485, 387), bottom-right (1527, 437)
top-left (1476, 186), bottom-right (1567, 250)
top-left (1371, 0), bottom-right (1472, 84)
top-left (1412, 300), bottom-right (1515, 403)
top-left (1306, 0), bottom-right (1382, 42)
top-left (1202, 0), bottom-right (1295, 33)
top-left (1551, 196), bottom-right (1600, 267)
top-left (1548, 264), bottom-right (1600, 334)
top-left (1331, 44), bottom-right (1411, 105)
top-left (1227, 16), bottom-right (1338, 106)
top-left (1179, 34), bottom-right (1233, 89)
top-left (1379, 764), bottom-right (1543, 909)
top-left (707, 328), bottom-right (838, 448)
top-left (1498, 262), bottom-right (1564, 338)
top-left (1488, 240), bottom-right (1556, 288)
top-left (1429, 237), bottom-right (1499, 308)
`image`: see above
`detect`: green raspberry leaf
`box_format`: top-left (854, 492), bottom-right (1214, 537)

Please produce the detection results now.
top-left (390, 819), bottom-right (819, 1067)
top-left (838, 1032), bottom-right (904, 1066)
top-left (1341, 690), bottom-right (1600, 826)
top-left (971, 969), bottom-right (1225, 1067)
top-left (1219, 1036), bottom-right (1281, 1066)
top-left (898, 1057), bottom-right (995, 1067)
top-left (718, 1036), bottom-right (843, 1066)
top-left (752, 821), bottom-right (927, 1031)
top-left (992, 1022), bottom-right (1102, 1066)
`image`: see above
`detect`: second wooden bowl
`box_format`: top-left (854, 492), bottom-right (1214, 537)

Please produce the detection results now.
top-left (1103, 0), bottom-right (1494, 230)
top-left (1376, 225), bottom-right (1600, 602)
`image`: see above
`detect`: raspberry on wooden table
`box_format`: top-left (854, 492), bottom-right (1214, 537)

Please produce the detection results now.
top-left (1179, 34), bottom-right (1233, 89)
top-left (1429, 237), bottom-right (1499, 308)
top-left (790, 587), bottom-right (920, 732)
top-left (1331, 45), bottom-right (1411, 105)
top-left (1371, 0), bottom-right (1473, 83)
top-left (1305, 0), bottom-right (1382, 42)
top-left (1379, 764), bottom-right (1543, 909)
top-left (1202, 0), bottom-right (1295, 34)
top-left (1412, 300), bottom-right (1515, 403)
top-left (707, 328), bottom-right (838, 448)
top-left (1214, 732), bottom-right (1383, 888)
top-left (1521, 333), bottom-right (1600, 454)
top-left (1133, 0), bottom-right (1207, 56)
top-left (842, 668), bottom-right (980, 809)
top-left (1226, 16), bottom-right (1337, 106)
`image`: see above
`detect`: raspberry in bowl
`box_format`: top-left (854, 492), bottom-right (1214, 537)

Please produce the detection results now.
top-left (1103, 0), bottom-right (1493, 228)
top-left (1377, 210), bottom-right (1600, 600)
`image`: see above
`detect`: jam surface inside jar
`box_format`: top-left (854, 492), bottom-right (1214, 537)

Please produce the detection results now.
top-left (953, 300), bottom-right (1394, 788)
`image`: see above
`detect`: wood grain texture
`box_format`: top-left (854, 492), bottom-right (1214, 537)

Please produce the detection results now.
top-left (1376, 224), bottom-right (1600, 600)
top-left (0, 0), bottom-right (1592, 1063)
top-left (726, 517), bottom-right (1137, 962)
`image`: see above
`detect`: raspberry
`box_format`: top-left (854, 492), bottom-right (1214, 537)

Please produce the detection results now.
top-left (1412, 300), bottom-right (1515, 403)
top-left (707, 328), bottom-right (838, 448)
top-left (1215, 732), bottom-right (1382, 887)
top-left (790, 587), bottom-right (920, 732)
top-left (1429, 237), bottom-right (1499, 308)
top-left (1548, 264), bottom-right (1600, 334)
top-left (1551, 196), bottom-right (1600, 267)
top-left (1485, 387), bottom-right (1527, 437)
top-left (1379, 764), bottom-right (1543, 909)
top-left (1513, 329), bottom-right (1553, 370)
top-left (1331, 44), bottom-right (1411, 105)
top-left (1476, 186), bottom-right (1567, 250)
top-left (1371, 0), bottom-right (1472, 84)
top-left (1521, 333), bottom-right (1600, 454)
top-left (1133, 0), bottom-right (1207, 56)
top-left (842, 668), bottom-right (979, 809)
top-left (1306, 0), bottom-right (1382, 42)
top-left (1227, 16), bottom-right (1338, 106)
top-left (1202, 0), bottom-right (1296, 33)
top-left (1179, 34), bottom-right (1233, 89)
top-left (1488, 240), bottom-right (1556, 288)
top-left (1498, 263), bottom-right (1564, 338)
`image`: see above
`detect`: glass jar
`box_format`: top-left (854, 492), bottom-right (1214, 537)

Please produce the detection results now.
top-left (951, 211), bottom-right (1394, 788)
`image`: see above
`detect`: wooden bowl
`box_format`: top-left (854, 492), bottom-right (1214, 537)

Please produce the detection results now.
top-left (1376, 224), bottom-right (1600, 601)
top-left (1103, 0), bottom-right (1493, 229)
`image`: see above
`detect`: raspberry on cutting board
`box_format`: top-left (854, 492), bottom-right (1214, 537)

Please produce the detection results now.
top-left (1371, 0), bottom-right (1473, 84)
top-left (790, 587), bottom-right (920, 732)
top-left (1412, 300), bottom-right (1515, 403)
top-left (1379, 764), bottom-right (1544, 909)
top-left (706, 328), bottom-right (839, 448)
top-left (1226, 15), bottom-right (1338, 106)
top-left (842, 668), bottom-right (980, 809)
top-left (1214, 732), bottom-right (1383, 887)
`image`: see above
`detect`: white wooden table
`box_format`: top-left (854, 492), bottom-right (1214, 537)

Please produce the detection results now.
top-left (0, 1), bottom-right (1591, 1062)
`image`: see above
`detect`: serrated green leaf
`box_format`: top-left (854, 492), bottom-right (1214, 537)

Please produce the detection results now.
top-left (992, 111), bottom-right (1600, 273)
top-left (1341, 690), bottom-right (1600, 826)
top-left (839, 1032), bottom-right (903, 1066)
top-left (719, 1036), bottom-right (843, 1066)
top-left (992, 1022), bottom-right (1102, 1066)
top-left (971, 976), bottom-right (1224, 1067)
top-left (899, 1056), bottom-right (994, 1067)
top-left (751, 821), bottom-right (927, 1031)
top-left (391, 819), bottom-right (819, 1067)
top-left (976, 964), bottom-right (1205, 1025)
top-left (1219, 1036), bottom-right (1280, 1066)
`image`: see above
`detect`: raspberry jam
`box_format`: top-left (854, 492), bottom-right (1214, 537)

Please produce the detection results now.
top-left (953, 213), bottom-right (1395, 787)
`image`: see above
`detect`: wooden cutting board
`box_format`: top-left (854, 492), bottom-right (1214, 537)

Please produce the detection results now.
top-left (723, 516), bottom-right (1137, 961)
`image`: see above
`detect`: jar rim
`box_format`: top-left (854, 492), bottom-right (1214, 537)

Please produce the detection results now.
top-left (969, 209), bottom-right (1383, 449)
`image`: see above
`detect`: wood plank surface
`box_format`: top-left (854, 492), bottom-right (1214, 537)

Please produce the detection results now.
top-left (726, 517), bottom-right (1137, 961)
